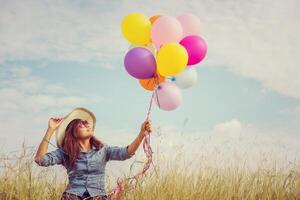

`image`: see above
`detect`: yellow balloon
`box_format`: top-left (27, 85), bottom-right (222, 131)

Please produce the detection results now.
top-left (157, 43), bottom-right (188, 77)
top-left (121, 13), bottom-right (151, 46)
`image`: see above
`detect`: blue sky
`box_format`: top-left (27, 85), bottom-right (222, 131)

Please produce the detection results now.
top-left (3, 58), bottom-right (299, 134)
top-left (0, 0), bottom-right (299, 154)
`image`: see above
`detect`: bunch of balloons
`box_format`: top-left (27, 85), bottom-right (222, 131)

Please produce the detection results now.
top-left (122, 13), bottom-right (207, 111)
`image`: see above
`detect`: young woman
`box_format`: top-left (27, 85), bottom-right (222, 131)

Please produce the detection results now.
top-left (34, 107), bottom-right (152, 200)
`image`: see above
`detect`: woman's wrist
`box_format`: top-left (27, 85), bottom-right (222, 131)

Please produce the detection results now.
top-left (44, 127), bottom-right (55, 139)
top-left (138, 130), bottom-right (146, 139)
top-left (47, 127), bottom-right (56, 132)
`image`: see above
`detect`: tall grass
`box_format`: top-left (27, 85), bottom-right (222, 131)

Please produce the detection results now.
top-left (0, 142), bottom-right (299, 200)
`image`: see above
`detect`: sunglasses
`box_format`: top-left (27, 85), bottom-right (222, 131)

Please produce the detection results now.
top-left (78, 120), bottom-right (89, 128)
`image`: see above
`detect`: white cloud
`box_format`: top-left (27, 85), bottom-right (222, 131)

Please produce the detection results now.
top-left (0, 64), bottom-right (103, 152)
top-left (1, 0), bottom-right (299, 99)
top-left (212, 119), bottom-right (243, 138)
top-left (0, 65), bottom-right (88, 112)
top-left (9, 65), bottom-right (32, 77)
top-left (0, 0), bottom-right (125, 67)
top-left (44, 84), bottom-right (68, 94)
top-left (200, 0), bottom-right (300, 99)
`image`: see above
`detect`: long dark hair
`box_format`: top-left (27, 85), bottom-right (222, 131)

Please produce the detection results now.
top-left (61, 119), bottom-right (103, 170)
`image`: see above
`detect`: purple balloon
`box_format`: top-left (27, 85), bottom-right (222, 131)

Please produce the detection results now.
top-left (180, 35), bottom-right (207, 65)
top-left (153, 82), bottom-right (182, 111)
top-left (124, 47), bottom-right (157, 79)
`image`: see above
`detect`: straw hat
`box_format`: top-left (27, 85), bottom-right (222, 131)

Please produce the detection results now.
top-left (55, 107), bottom-right (96, 148)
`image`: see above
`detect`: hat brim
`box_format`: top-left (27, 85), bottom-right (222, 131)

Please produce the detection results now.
top-left (55, 107), bottom-right (96, 148)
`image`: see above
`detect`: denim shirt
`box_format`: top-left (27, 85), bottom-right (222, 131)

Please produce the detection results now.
top-left (35, 144), bottom-right (134, 197)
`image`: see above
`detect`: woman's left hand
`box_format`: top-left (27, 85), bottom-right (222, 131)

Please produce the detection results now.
top-left (140, 120), bottom-right (152, 134)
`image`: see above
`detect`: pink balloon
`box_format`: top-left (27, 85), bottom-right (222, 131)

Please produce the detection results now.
top-left (177, 13), bottom-right (201, 38)
top-left (151, 16), bottom-right (183, 50)
top-left (153, 82), bottom-right (182, 111)
top-left (180, 35), bottom-right (207, 65)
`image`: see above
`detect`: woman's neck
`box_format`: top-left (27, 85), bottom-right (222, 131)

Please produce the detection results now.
top-left (79, 138), bottom-right (91, 152)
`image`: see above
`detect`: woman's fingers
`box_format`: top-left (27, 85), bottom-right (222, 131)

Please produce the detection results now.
top-left (57, 119), bottom-right (64, 126)
top-left (141, 120), bottom-right (152, 133)
top-left (51, 117), bottom-right (63, 122)
top-left (145, 122), bottom-right (152, 132)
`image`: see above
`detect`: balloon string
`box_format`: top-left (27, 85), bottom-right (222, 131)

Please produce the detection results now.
top-left (106, 75), bottom-right (161, 200)
top-left (146, 92), bottom-right (154, 145)
top-left (146, 91), bottom-right (155, 121)
top-left (146, 74), bottom-right (161, 120)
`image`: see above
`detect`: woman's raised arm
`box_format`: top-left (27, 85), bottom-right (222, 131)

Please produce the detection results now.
top-left (34, 118), bottom-right (64, 162)
top-left (127, 120), bottom-right (152, 156)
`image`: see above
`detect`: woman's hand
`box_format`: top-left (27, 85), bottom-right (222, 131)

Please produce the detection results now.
top-left (140, 120), bottom-right (152, 135)
top-left (48, 117), bottom-right (64, 131)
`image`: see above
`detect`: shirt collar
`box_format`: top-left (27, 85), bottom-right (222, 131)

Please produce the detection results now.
top-left (80, 145), bottom-right (96, 153)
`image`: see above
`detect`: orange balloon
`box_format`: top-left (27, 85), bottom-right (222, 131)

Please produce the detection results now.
top-left (139, 73), bottom-right (165, 91)
top-left (150, 15), bottom-right (160, 24)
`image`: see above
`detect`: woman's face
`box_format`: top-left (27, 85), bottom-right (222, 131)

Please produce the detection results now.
top-left (76, 119), bottom-right (93, 139)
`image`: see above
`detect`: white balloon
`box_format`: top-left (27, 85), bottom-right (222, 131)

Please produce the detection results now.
top-left (172, 67), bottom-right (198, 89)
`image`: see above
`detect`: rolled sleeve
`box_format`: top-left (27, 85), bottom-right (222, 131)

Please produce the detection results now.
top-left (35, 148), bottom-right (66, 167)
top-left (105, 145), bottom-right (134, 161)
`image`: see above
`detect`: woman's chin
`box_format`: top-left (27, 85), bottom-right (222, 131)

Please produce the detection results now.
top-left (78, 134), bottom-right (93, 140)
